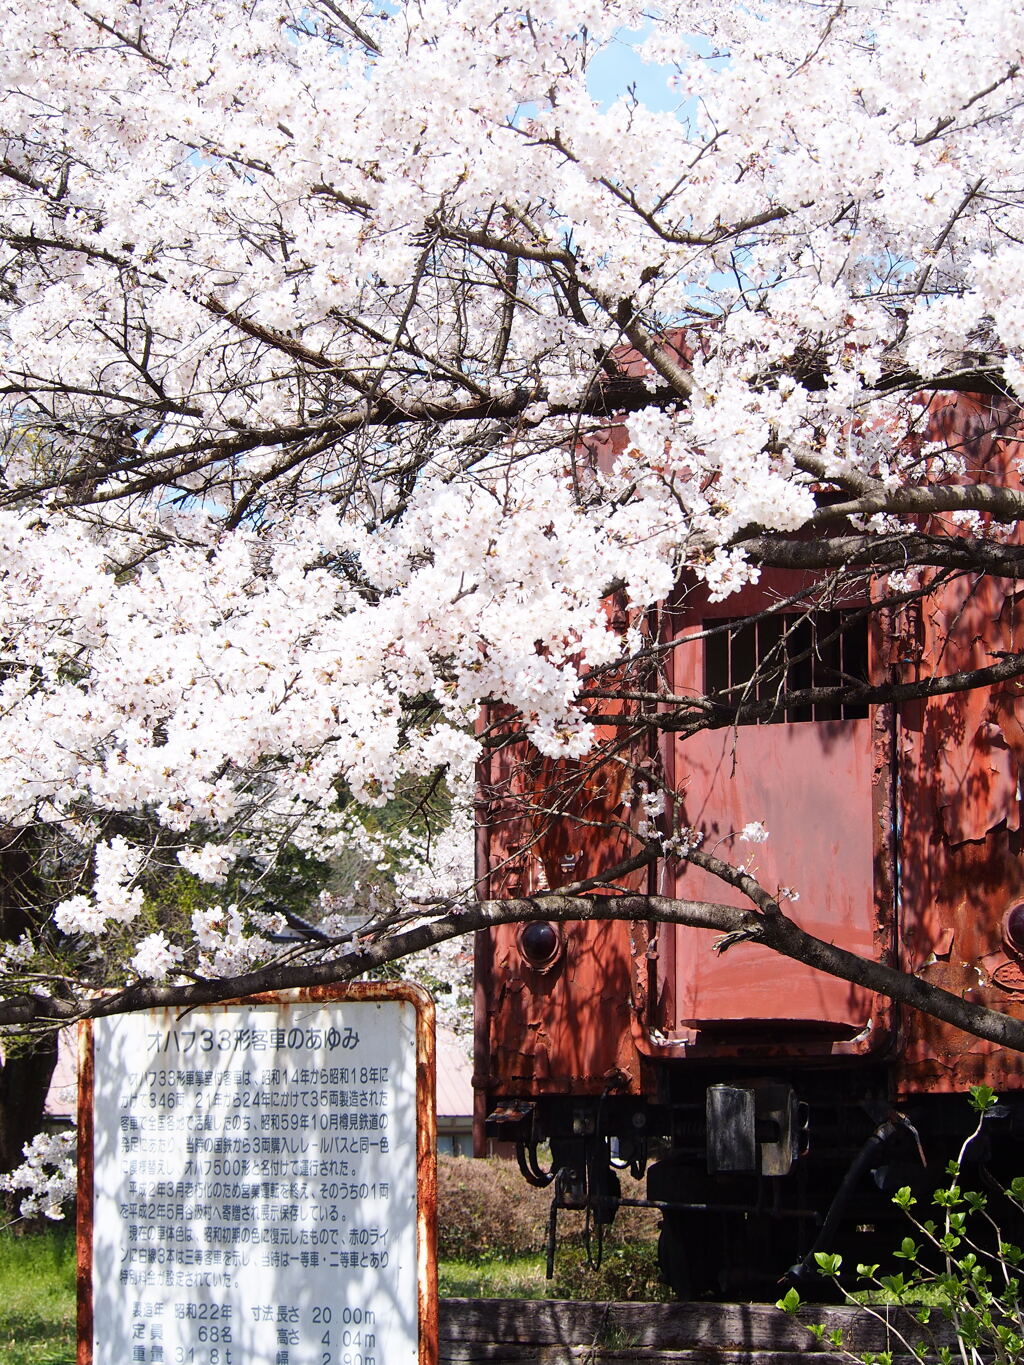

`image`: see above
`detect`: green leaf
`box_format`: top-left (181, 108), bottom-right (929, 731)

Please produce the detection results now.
top-left (879, 1273), bottom-right (907, 1299)
top-left (814, 1252), bottom-right (843, 1276)
top-left (968, 1084), bottom-right (997, 1113)
top-left (776, 1287), bottom-right (801, 1313)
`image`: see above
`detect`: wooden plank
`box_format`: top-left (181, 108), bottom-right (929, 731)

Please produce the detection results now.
top-left (439, 1299), bottom-right (945, 1353)
top-left (440, 1350), bottom-right (921, 1365)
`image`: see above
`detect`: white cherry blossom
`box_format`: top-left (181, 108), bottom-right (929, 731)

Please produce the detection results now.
top-left (0, 0), bottom-right (1017, 1026)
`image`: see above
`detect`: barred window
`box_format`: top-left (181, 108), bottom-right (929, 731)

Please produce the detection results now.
top-left (703, 610), bottom-right (869, 723)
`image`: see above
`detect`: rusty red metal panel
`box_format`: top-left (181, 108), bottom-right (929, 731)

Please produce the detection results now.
top-left (669, 722), bottom-right (877, 1032)
top-left (646, 572), bottom-right (892, 1053)
top-left (482, 918), bottom-right (640, 1094)
top-left (891, 395), bottom-right (1024, 1094)
top-left (474, 705), bottom-right (648, 1100)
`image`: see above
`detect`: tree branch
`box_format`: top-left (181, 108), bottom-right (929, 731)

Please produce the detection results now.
top-left (2, 892), bottom-right (1021, 1050)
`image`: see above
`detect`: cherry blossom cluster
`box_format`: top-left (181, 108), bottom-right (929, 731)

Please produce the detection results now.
top-left (0, 0), bottom-right (1017, 1006)
top-left (0, 1130), bottom-right (76, 1222)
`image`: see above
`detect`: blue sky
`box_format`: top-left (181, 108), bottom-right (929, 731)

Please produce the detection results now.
top-left (587, 26), bottom-right (679, 110)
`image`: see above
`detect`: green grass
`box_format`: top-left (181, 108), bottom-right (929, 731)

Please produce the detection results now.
top-left (439, 1253), bottom-right (554, 1299)
top-left (0, 1224), bottom-right (76, 1365)
top-left (440, 1242), bottom-right (671, 1302)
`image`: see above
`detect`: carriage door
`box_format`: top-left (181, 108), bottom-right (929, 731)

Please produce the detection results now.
top-left (659, 576), bottom-right (891, 1049)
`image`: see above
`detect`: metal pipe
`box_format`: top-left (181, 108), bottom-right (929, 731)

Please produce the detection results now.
top-left (785, 1117), bottom-right (903, 1284)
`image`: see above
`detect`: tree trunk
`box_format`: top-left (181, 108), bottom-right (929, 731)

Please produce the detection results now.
top-left (0, 829), bottom-right (58, 1175)
top-left (0, 1034), bottom-right (59, 1174)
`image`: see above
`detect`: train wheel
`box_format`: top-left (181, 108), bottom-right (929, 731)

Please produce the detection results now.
top-left (657, 1214), bottom-right (691, 1299)
top-left (657, 1212), bottom-right (722, 1300)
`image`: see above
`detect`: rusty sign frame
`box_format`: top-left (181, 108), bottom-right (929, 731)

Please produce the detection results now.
top-left (77, 981), bottom-right (437, 1365)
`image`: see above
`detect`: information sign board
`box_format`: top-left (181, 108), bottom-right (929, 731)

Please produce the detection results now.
top-left (78, 984), bottom-right (436, 1365)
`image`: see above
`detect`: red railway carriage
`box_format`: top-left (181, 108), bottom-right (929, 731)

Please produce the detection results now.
top-left (474, 389), bottom-right (1024, 1297)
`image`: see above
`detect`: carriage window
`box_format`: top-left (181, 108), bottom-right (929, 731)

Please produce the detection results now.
top-left (703, 610), bottom-right (869, 723)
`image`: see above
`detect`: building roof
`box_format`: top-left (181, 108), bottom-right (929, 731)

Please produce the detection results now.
top-left (436, 1026), bottom-right (474, 1120)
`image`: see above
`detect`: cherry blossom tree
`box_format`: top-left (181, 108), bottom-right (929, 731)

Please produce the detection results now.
top-left (1, 0), bottom-right (1024, 1089)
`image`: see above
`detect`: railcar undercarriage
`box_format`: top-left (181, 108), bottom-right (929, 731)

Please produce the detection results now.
top-left (486, 1073), bottom-right (1024, 1299)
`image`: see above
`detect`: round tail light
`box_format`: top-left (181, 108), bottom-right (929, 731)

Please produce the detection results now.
top-left (1003, 903), bottom-right (1024, 958)
top-left (518, 920), bottom-right (564, 971)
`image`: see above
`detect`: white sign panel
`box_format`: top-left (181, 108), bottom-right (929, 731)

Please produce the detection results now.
top-left (81, 988), bottom-right (435, 1365)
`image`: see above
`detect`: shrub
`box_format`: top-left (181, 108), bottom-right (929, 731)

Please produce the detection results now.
top-left (549, 1240), bottom-right (671, 1303)
top-left (438, 1155), bottom-right (553, 1259)
top-left (777, 1086), bottom-right (1024, 1364)
top-left (438, 1154), bottom-right (659, 1261)
top-left (437, 1154), bottom-right (667, 1298)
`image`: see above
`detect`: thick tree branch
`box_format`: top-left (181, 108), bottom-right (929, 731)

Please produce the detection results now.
top-left (811, 478), bottom-right (1024, 526)
top-left (587, 650), bottom-right (1024, 733)
top-left (2, 893), bottom-right (1021, 1050)
top-left (736, 530), bottom-right (1024, 576)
